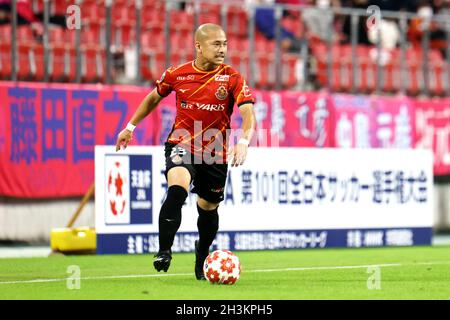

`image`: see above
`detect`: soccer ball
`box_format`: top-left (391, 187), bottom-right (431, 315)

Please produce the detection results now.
top-left (203, 250), bottom-right (241, 285)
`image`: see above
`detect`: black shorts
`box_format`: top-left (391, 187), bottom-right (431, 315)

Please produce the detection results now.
top-left (164, 142), bottom-right (228, 203)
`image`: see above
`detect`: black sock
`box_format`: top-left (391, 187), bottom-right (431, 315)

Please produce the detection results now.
top-left (196, 204), bottom-right (219, 253)
top-left (158, 185), bottom-right (188, 252)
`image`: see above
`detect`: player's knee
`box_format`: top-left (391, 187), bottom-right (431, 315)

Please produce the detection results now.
top-left (164, 185), bottom-right (188, 208)
top-left (197, 197), bottom-right (220, 211)
top-left (167, 166), bottom-right (191, 192)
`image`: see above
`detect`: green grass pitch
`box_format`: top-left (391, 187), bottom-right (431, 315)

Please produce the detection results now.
top-left (0, 245), bottom-right (449, 300)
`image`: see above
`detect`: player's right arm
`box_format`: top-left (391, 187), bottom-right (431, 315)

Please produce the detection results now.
top-left (115, 88), bottom-right (163, 151)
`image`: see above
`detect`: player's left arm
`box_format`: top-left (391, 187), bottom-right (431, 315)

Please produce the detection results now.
top-left (230, 103), bottom-right (256, 167)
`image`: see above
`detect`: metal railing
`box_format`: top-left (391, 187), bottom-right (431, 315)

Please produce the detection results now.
top-left (2, 0), bottom-right (450, 96)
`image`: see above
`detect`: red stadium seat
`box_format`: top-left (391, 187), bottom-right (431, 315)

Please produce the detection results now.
top-left (339, 59), bottom-right (352, 92)
top-left (282, 54), bottom-right (299, 89)
top-left (198, 3), bottom-right (221, 15)
top-left (228, 37), bottom-right (249, 54)
top-left (198, 13), bottom-right (221, 25)
top-left (17, 43), bottom-right (33, 80)
top-left (51, 0), bottom-right (73, 16)
top-left (429, 61), bottom-right (446, 96)
top-left (170, 11), bottom-right (194, 34)
top-left (85, 19), bottom-right (106, 46)
top-left (81, 44), bottom-right (106, 82)
top-left (48, 43), bottom-right (66, 81)
top-left (170, 32), bottom-right (194, 52)
top-left (141, 32), bottom-right (165, 51)
top-left (112, 4), bottom-right (136, 22)
top-left (254, 53), bottom-right (271, 88)
top-left (254, 36), bottom-right (275, 55)
top-left (0, 43), bottom-right (12, 79)
top-left (30, 43), bottom-right (45, 80)
top-left (406, 57), bottom-right (421, 95)
top-left (140, 50), bottom-right (154, 81)
top-left (48, 43), bottom-right (77, 82)
top-left (17, 26), bottom-right (35, 44)
top-left (142, 0), bottom-right (165, 14)
top-left (0, 25), bottom-right (11, 43)
top-left (228, 51), bottom-right (250, 81)
top-left (112, 20), bottom-right (135, 51)
top-left (227, 7), bottom-right (248, 37)
top-left (82, 2), bottom-right (106, 21)
top-left (141, 10), bottom-right (165, 35)
top-left (49, 27), bottom-right (66, 44)
top-left (140, 49), bottom-right (191, 83)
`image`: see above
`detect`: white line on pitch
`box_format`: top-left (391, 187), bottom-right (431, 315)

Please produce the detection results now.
top-left (250, 263), bottom-right (402, 273)
top-left (0, 261), bottom-right (449, 285)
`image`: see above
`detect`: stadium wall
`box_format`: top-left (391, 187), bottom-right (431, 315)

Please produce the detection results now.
top-left (0, 81), bottom-right (449, 242)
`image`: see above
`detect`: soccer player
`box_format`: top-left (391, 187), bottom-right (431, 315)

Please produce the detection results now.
top-left (115, 23), bottom-right (256, 280)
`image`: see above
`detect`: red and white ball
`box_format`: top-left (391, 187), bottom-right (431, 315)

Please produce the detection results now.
top-left (203, 250), bottom-right (241, 285)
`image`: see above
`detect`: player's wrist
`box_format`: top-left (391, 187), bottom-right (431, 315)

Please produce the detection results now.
top-left (126, 122), bottom-right (136, 132)
top-left (237, 138), bottom-right (250, 146)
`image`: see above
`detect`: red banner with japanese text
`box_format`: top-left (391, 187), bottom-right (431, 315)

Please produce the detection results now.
top-left (414, 99), bottom-right (450, 176)
top-left (331, 94), bottom-right (416, 149)
top-left (0, 81), bottom-right (155, 198)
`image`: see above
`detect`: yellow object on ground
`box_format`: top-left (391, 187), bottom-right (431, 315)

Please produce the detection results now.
top-left (50, 227), bottom-right (96, 253)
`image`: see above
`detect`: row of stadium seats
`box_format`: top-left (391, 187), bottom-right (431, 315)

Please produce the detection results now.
top-left (141, 49), bottom-right (298, 89)
top-left (3, 27), bottom-right (446, 93)
top-left (0, 24), bottom-right (270, 52)
top-left (30, 0), bottom-right (247, 37)
top-left (0, 41), bottom-right (298, 89)
top-left (4, 0), bottom-right (447, 94)
top-left (31, 0), bottom-right (165, 16)
top-left (0, 43), bottom-right (106, 82)
top-left (312, 43), bottom-right (449, 95)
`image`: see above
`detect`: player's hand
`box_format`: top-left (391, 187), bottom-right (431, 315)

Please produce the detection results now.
top-left (228, 143), bottom-right (248, 167)
top-left (115, 128), bottom-right (133, 151)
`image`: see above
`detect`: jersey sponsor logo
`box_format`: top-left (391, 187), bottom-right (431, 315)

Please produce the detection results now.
top-left (180, 101), bottom-right (226, 111)
top-left (180, 101), bottom-right (193, 109)
top-left (215, 74), bottom-right (230, 82)
top-left (196, 103), bottom-right (226, 111)
top-left (215, 85), bottom-right (228, 100)
top-left (179, 88), bottom-right (190, 93)
top-left (176, 75), bottom-right (195, 81)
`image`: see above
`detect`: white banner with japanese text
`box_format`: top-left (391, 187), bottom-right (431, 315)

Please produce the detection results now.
top-left (95, 146), bottom-right (433, 254)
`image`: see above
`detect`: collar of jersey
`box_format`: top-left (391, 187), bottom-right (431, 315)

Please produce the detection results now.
top-left (192, 60), bottom-right (222, 74)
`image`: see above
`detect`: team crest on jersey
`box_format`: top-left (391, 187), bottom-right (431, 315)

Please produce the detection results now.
top-left (215, 85), bottom-right (228, 100)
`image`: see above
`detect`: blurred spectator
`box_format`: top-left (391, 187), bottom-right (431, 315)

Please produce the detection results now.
top-left (408, 0), bottom-right (448, 57)
top-left (303, 0), bottom-right (341, 42)
top-left (431, 0), bottom-right (449, 56)
top-left (341, 0), bottom-right (371, 45)
top-left (0, 0), bottom-right (43, 37)
top-left (249, 0), bottom-right (304, 52)
top-left (434, 0), bottom-right (450, 30)
top-left (369, 0), bottom-right (419, 12)
top-left (367, 19), bottom-right (400, 50)
top-left (367, 18), bottom-right (400, 65)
